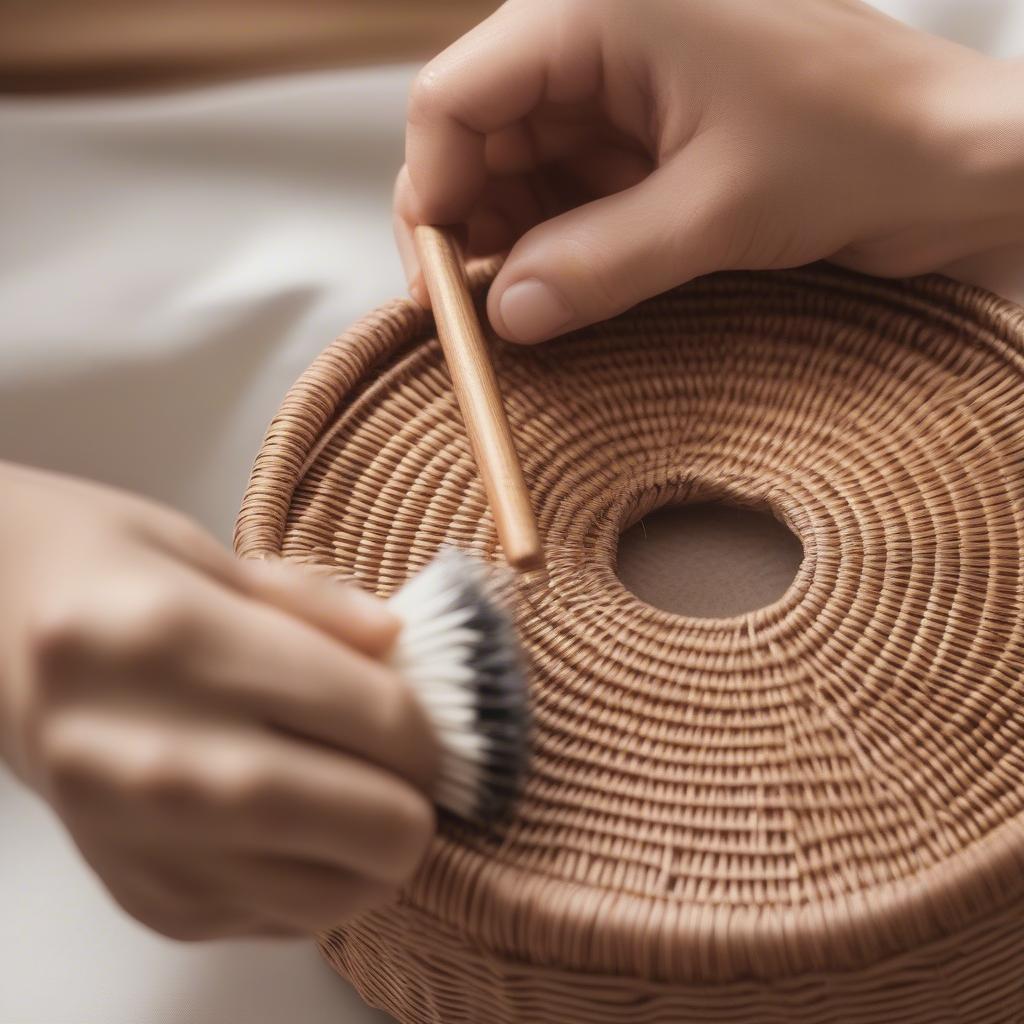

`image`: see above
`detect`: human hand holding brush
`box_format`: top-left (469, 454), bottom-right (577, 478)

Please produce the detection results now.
top-left (0, 464), bottom-right (524, 939)
top-left (395, 0), bottom-right (1024, 341)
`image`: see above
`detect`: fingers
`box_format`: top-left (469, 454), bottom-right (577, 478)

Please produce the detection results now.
top-left (214, 734), bottom-right (435, 884)
top-left (399, 0), bottom-right (745, 340)
top-left (403, 1), bottom-right (604, 225)
top-left (41, 705), bottom-right (436, 884)
top-left (199, 587), bottom-right (441, 791)
top-left (394, 174), bottom-right (428, 306)
top-left (134, 506), bottom-right (400, 660)
top-left (27, 563), bottom-right (440, 791)
top-left (173, 724), bottom-right (437, 884)
top-left (127, 496), bottom-right (401, 659)
top-left (236, 557), bottom-right (400, 660)
top-left (487, 138), bottom-right (741, 343)
top-left (121, 498), bottom-right (249, 592)
top-left (397, 0), bottom-right (604, 303)
top-left (394, 152), bottom-right (606, 308)
top-left (44, 707), bottom-right (420, 939)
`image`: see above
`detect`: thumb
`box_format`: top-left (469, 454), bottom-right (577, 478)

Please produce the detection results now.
top-left (488, 146), bottom-right (738, 344)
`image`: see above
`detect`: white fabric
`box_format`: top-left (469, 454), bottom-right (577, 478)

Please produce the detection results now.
top-left (0, 5), bottom-right (1021, 1022)
top-left (0, 64), bottom-right (414, 1024)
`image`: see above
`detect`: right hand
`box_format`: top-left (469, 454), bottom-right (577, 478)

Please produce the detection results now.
top-left (0, 462), bottom-right (439, 939)
top-left (395, 0), bottom-right (1024, 343)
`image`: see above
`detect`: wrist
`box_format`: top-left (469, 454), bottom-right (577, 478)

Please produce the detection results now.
top-left (932, 54), bottom-right (1024, 247)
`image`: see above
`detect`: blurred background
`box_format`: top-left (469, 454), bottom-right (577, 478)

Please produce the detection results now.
top-left (0, 3), bottom-right (1021, 1024)
top-left (2, 0), bottom-right (1022, 93)
top-left (0, 1), bottom-right (497, 91)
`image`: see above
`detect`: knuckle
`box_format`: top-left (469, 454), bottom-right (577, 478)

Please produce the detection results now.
top-left (116, 584), bottom-right (194, 663)
top-left (27, 602), bottom-right (96, 688)
top-left (159, 508), bottom-right (213, 549)
top-left (202, 748), bottom-right (272, 810)
top-left (26, 575), bottom-right (196, 679)
top-left (129, 740), bottom-right (270, 819)
top-left (407, 61), bottom-right (454, 126)
top-left (34, 714), bottom-right (202, 819)
top-left (123, 740), bottom-right (272, 819)
top-left (122, 736), bottom-right (196, 805)
top-left (38, 719), bottom-right (102, 804)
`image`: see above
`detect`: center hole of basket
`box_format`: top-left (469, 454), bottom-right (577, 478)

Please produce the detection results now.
top-left (616, 501), bottom-right (804, 618)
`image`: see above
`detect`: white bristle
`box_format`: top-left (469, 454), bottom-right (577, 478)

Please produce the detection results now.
top-left (387, 549), bottom-right (530, 823)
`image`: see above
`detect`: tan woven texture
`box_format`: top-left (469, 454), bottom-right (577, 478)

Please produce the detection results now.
top-left (235, 264), bottom-right (1024, 1023)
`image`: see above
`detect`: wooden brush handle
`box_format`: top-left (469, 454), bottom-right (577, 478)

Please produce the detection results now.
top-left (414, 225), bottom-right (543, 571)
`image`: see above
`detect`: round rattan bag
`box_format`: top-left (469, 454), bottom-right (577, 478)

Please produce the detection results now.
top-left (236, 263), bottom-right (1024, 1023)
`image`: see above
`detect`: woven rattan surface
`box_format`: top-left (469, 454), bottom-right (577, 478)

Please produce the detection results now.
top-left (235, 264), bottom-right (1024, 1022)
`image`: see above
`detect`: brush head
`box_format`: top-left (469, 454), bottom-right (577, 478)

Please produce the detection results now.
top-left (388, 550), bottom-right (530, 823)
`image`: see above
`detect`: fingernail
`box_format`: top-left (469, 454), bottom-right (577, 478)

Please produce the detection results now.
top-left (395, 226), bottom-right (418, 280)
top-left (498, 278), bottom-right (573, 343)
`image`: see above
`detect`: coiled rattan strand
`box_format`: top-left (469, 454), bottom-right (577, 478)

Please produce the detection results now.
top-left (236, 263), bottom-right (1024, 1023)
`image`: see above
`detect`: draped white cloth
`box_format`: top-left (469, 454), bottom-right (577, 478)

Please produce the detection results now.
top-left (0, 4), bottom-right (1021, 1021)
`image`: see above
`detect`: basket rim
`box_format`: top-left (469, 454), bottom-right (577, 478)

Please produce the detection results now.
top-left (235, 262), bottom-right (1024, 982)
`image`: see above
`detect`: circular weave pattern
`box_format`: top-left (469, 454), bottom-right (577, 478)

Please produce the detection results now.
top-left (236, 265), bottom-right (1024, 1023)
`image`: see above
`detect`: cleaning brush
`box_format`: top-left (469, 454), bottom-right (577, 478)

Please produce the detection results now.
top-left (387, 549), bottom-right (531, 823)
